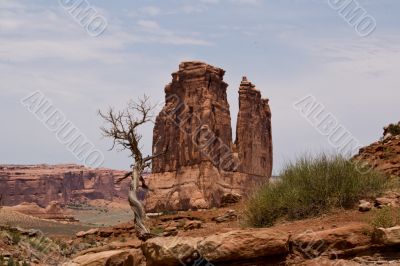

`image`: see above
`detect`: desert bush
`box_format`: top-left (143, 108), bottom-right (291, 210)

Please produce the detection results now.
top-left (245, 154), bottom-right (388, 227)
top-left (150, 227), bottom-right (164, 235)
top-left (386, 123), bottom-right (400, 136)
top-left (370, 206), bottom-right (400, 228)
top-left (9, 231), bottom-right (21, 245)
top-left (7, 257), bottom-right (15, 266)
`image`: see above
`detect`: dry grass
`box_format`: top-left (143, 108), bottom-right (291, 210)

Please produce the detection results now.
top-left (370, 207), bottom-right (400, 228)
top-left (245, 154), bottom-right (388, 227)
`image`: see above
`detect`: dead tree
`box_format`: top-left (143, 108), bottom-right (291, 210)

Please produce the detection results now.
top-left (99, 95), bottom-right (157, 238)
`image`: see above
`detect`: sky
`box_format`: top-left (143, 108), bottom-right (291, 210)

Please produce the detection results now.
top-left (0, 0), bottom-right (399, 173)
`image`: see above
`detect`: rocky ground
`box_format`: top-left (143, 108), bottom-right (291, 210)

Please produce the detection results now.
top-left (354, 124), bottom-right (400, 178)
top-left (1, 192), bottom-right (400, 265)
top-left (1, 122), bottom-right (399, 265)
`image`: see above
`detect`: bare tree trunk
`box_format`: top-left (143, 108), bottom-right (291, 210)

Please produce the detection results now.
top-left (128, 166), bottom-right (149, 236)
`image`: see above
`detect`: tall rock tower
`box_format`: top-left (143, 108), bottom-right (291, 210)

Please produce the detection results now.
top-left (235, 77), bottom-right (273, 177)
top-left (152, 61), bottom-right (235, 173)
top-left (145, 62), bottom-right (272, 212)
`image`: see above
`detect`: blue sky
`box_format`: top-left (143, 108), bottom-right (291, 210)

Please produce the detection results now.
top-left (0, 0), bottom-right (399, 173)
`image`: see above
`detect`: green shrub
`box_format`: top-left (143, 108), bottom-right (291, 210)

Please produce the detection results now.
top-left (370, 207), bottom-right (400, 228)
top-left (7, 257), bottom-right (15, 266)
top-left (10, 231), bottom-right (21, 245)
top-left (150, 227), bottom-right (164, 235)
top-left (245, 154), bottom-right (388, 227)
top-left (386, 123), bottom-right (400, 136)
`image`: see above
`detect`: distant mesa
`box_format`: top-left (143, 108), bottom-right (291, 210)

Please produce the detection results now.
top-left (145, 61), bottom-right (273, 212)
top-left (0, 164), bottom-right (129, 207)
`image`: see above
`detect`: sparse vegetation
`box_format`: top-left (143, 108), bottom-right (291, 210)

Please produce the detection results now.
top-left (150, 227), bottom-right (164, 235)
top-left (7, 257), bottom-right (15, 266)
top-left (9, 230), bottom-right (21, 245)
top-left (370, 206), bottom-right (400, 228)
top-left (386, 123), bottom-right (400, 136)
top-left (245, 154), bottom-right (388, 227)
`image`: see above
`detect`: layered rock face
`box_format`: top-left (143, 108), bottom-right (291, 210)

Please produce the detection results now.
top-left (145, 62), bottom-right (272, 211)
top-left (353, 121), bottom-right (400, 177)
top-left (152, 61), bottom-right (234, 173)
top-left (0, 164), bottom-right (129, 207)
top-left (236, 77), bottom-right (273, 177)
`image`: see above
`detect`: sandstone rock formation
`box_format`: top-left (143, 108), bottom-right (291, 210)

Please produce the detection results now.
top-left (353, 121), bottom-right (400, 177)
top-left (236, 76), bottom-right (273, 177)
top-left (373, 226), bottom-right (400, 246)
top-left (145, 62), bottom-right (272, 211)
top-left (152, 61), bottom-right (234, 173)
top-left (65, 249), bottom-right (145, 266)
top-left (143, 228), bottom-right (288, 266)
top-left (0, 164), bottom-right (129, 207)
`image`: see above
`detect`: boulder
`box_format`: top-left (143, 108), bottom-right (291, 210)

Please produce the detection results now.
top-left (299, 258), bottom-right (361, 266)
top-left (76, 229), bottom-right (99, 238)
top-left (373, 226), bottom-right (400, 246)
top-left (212, 210), bottom-right (238, 223)
top-left (163, 226), bottom-right (178, 237)
top-left (291, 224), bottom-right (371, 257)
top-left (221, 192), bottom-right (242, 206)
top-left (142, 236), bottom-right (202, 266)
top-left (375, 197), bottom-right (398, 208)
top-left (358, 200), bottom-right (372, 212)
top-left (183, 220), bottom-right (202, 231)
top-left (198, 228), bottom-right (289, 262)
top-left (66, 249), bottom-right (145, 266)
top-left (142, 228), bottom-right (288, 265)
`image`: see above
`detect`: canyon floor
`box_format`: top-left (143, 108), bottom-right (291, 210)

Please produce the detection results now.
top-left (1, 193), bottom-right (400, 266)
top-left (1, 132), bottom-right (399, 265)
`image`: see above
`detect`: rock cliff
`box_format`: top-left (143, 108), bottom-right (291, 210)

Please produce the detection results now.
top-left (152, 61), bottom-right (234, 173)
top-left (235, 77), bottom-right (273, 177)
top-left (0, 164), bottom-right (129, 207)
top-left (354, 121), bottom-right (400, 177)
top-left (145, 61), bottom-right (273, 211)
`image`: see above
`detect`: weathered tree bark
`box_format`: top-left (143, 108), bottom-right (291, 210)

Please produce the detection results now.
top-left (129, 166), bottom-right (149, 235)
top-left (99, 96), bottom-right (159, 239)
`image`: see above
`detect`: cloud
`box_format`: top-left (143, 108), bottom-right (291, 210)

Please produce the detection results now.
top-left (0, 1), bottom-right (211, 64)
top-left (134, 20), bottom-right (211, 46)
top-left (229, 0), bottom-right (262, 5)
top-left (137, 20), bottom-right (160, 30)
top-left (137, 6), bottom-right (161, 17)
top-left (200, 0), bottom-right (220, 3)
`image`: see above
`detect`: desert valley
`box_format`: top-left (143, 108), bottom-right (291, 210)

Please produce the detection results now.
top-left (1, 1), bottom-right (399, 265)
top-left (1, 62), bottom-right (400, 265)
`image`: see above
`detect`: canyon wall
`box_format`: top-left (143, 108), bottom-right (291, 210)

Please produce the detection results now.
top-left (0, 164), bottom-right (129, 207)
top-left (145, 61), bottom-right (273, 211)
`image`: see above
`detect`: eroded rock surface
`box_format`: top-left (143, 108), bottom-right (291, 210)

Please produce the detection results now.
top-left (235, 76), bottom-right (273, 177)
top-left (146, 62), bottom-right (272, 211)
top-left (354, 121), bottom-right (400, 177)
top-left (152, 61), bottom-right (234, 173)
top-left (0, 164), bottom-right (129, 207)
